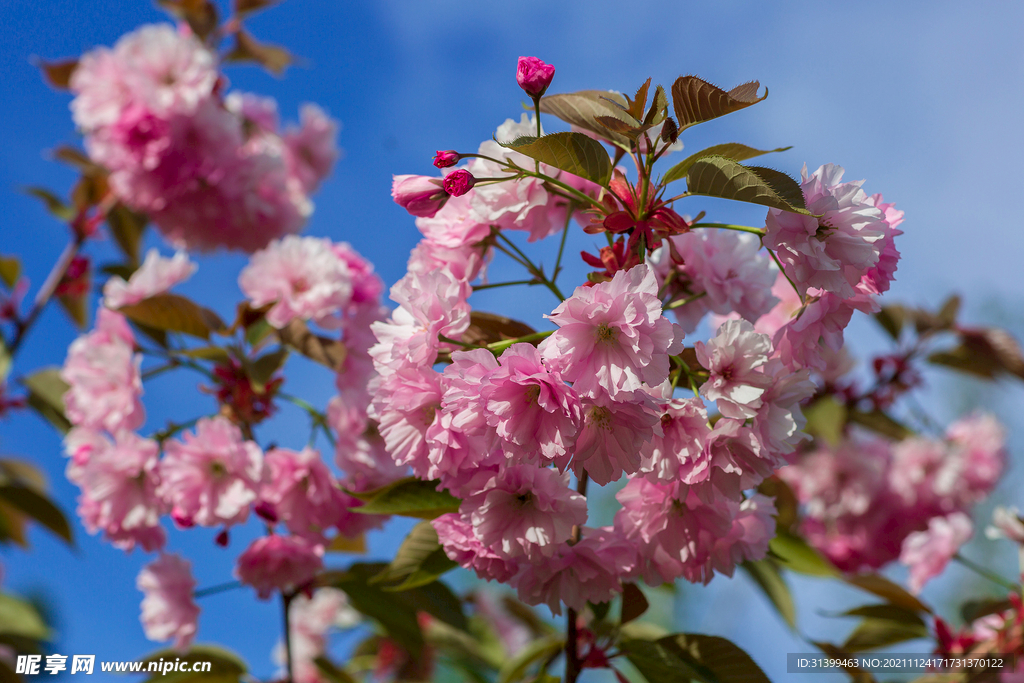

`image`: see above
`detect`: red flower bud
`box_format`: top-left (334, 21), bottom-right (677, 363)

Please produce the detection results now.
top-left (391, 174), bottom-right (448, 218)
top-left (433, 150), bottom-right (460, 168)
top-left (443, 169), bottom-right (476, 197)
top-left (215, 529), bottom-right (230, 547)
top-left (254, 501), bottom-right (278, 524)
top-left (517, 56), bottom-right (555, 98)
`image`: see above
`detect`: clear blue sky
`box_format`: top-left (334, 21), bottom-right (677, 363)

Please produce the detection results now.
top-left (1, 1), bottom-right (1022, 680)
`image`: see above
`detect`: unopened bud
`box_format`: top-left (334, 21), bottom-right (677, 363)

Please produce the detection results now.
top-left (443, 169), bottom-right (476, 197)
top-left (215, 529), bottom-right (230, 547)
top-left (433, 150), bottom-right (460, 168)
top-left (391, 174), bottom-right (449, 218)
top-left (517, 56), bottom-right (555, 98)
top-left (660, 117), bottom-right (678, 144)
top-left (254, 501), bottom-right (278, 524)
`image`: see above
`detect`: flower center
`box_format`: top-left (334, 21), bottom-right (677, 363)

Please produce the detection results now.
top-left (209, 460), bottom-right (227, 478)
top-left (588, 406), bottom-right (612, 431)
top-left (524, 384), bottom-right (541, 405)
top-left (595, 323), bottom-right (618, 344)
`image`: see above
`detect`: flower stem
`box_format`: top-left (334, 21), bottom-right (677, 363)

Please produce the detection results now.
top-left (565, 471), bottom-right (589, 683)
top-left (688, 222), bottom-right (767, 237)
top-left (954, 553), bottom-right (1020, 592)
top-left (282, 591), bottom-right (295, 683)
top-left (496, 233), bottom-right (565, 302)
top-left (486, 330), bottom-right (554, 355)
top-left (193, 580), bottom-right (242, 599)
top-left (664, 290), bottom-right (707, 311)
top-left (471, 279), bottom-right (538, 291)
top-left (9, 235), bottom-right (84, 355)
top-left (766, 247), bottom-right (806, 305)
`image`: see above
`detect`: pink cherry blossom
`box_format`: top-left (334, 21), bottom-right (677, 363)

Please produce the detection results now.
top-left (572, 393), bottom-right (660, 486)
top-left (899, 512), bottom-right (973, 594)
top-left (857, 193), bottom-right (903, 296)
top-left (433, 512), bottom-right (520, 583)
top-left (465, 466), bottom-right (587, 560)
top-left (369, 268), bottom-right (471, 373)
top-left (672, 230), bottom-right (779, 324)
top-left (260, 447), bottom-right (349, 542)
top-left (986, 507), bottom-right (1024, 544)
top-left (944, 412), bottom-right (1006, 504)
top-left (751, 359), bottom-right (814, 454)
top-left (512, 527), bottom-right (636, 615)
top-left (137, 553), bottom-right (200, 650)
top-left (695, 319), bottom-right (772, 419)
top-left (764, 164), bottom-right (887, 299)
top-left (102, 249), bottom-right (196, 309)
top-left (694, 419), bottom-right (777, 502)
top-left (708, 494), bottom-right (776, 578)
top-left (639, 398), bottom-right (710, 482)
top-left (371, 365), bottom-right (443, 478)
top-left (70, 24), bottom-right (217, 131)
top-left (159, 417), bottom-right (263, 527)
top-left (543, 263), bottom-right (682, 399)
top-left (480, 343), bottom-right (582, 464)
top-left (62, 309), bottom-right (145, 434)
top-left (68, 430), bottom-right (166, 552)
top-left (239, 235), bottom-right (354, 329)
top-left (236, 534), bottom-right (324, 600)
top-left (283, 104), bottom-right (339, 194)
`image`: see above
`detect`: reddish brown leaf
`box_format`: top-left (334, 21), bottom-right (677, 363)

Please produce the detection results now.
top-left (37, 59), bottom-right (78, 90)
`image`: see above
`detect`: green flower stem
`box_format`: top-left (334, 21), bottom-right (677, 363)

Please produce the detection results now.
top-left (688, 222), bottom-right (767, 237)
top-left (766, 247), bottom-right (806, 305)
top-left (496, 233), bottom-right (565, 301)
top-left (664, 291), bottom-right (707, 311)
top-left (471, 279), bottom-right (539, 291)
top-left (486, 330), bottom-right (554, 355)
top-left (954, 553), bottom-right (1021, 592)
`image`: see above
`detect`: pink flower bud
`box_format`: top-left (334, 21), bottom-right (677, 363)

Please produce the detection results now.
top-left (215, 529), bottom-right (230, 547)
top-left (254, 501), bottom-right (279, 523)
top-left (517, 56), bottom-right (555, 98)
top-left (391, 174), bottom-right (448, 218)
top-left (443, 169), bottom-right (476, 197)
top-left (433, 150), bottom-right (461, 168)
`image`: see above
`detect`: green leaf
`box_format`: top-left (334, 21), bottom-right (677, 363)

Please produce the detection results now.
top-left (323, 563), bottom-right (467, 656)
top-left (0, 486), bottom-right (72, 545)
top-left (106, 203), bottom-right (147, 267)
top-left (844, 573), bottom-right (931, 614)
top-left (620, 582), bottom-right (649, 625)
top-left (312, 656), bottom-right (358, 683)
top-left (620, 638), bottom-right (714, 683)
top-left (177, 346), bottom-right (231, 363)
top-left (686, 156), bottom-right (810, 214)
top-left (0, 594), bottom-right (49, 641)
top-left (372, 521), bottom-right (458, 591)
top-left (496, 635), bottom-right (564, 683)
top-left (803, 396), bottom-right (847, 446)
top-left (0, 257), bottom-right (19, 289)
top-left (741, 559), bottom-right (796, 630)
top-left (671, 76), bottom-right (767, 131)
top-left (20, 368), bottom-right (71, 434)
top-left (119, 294), bottom-right (225, 340)
top-left (874, 306), bottom-right (905, 340)
top-left (23, 187), bottom-right (74, 221)
top-left (139, 643), bottom-right (247, 683)
top-left (841, 611), bottom-right (929, 653)
top-left (245, 348), bottom-right (287, 393)
top-left (769, 531), bottom-right (839, 577)
top-left (277, 319), bottom-right (347, 372)
top-left (960, 597), bottom-right (1012, 624)
top-left (663, 144), bottom-right (791, 185)
top-left (349, 477), bottom-right (461, 519)
top-left (0, 338), bottom-right (10, 383)
top-left (538, 90), bottom-right (633, 149)
top-left (58, 287), bottom-right (89, 330)
top-left (847, 410), bottom-right (914, 440)
top-left (326, 533), bottom-right (366, 554)
top-left (668, 634), bottom-right (771, 683)
top-left (757, 476), bottom-right (798, 534)
top-left (499, 132), bottom-right (613, 186)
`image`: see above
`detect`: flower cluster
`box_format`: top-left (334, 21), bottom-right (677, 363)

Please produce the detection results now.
top-left (60, 236), bottom-right (397, 650)
top-left (779, 413), bottom-right (1006, 590)
top-left (70, 24), bottom-right (338, 252)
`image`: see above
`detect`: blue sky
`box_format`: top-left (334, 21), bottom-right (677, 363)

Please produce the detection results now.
top-left (1, 1), bottom-right (1023, 680)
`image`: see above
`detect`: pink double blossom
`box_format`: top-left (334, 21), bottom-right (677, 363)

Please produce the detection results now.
top-left (159, 417), bottom-right (263, 527)
top-left (260, 447), bottom-right (349, 543)
top-left (695, 320), bottom-right (772, 419)
top-left (102, 249), bottom-right (196, 309)
top-left (137, 554), bottom-right (200, 650)
top-left (236, 534), bottom-right (324, 600)
top-left (542, 263), bottom-right (682, 400)
top-left (900, 512), bottom-right (973, 594)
